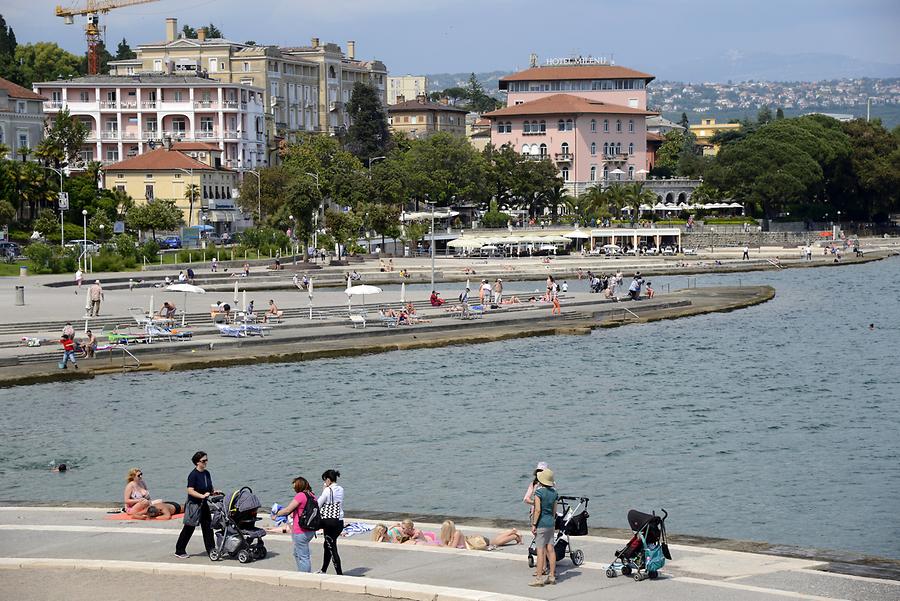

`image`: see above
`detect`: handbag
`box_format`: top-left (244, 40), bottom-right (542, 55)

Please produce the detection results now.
top-left (320, 486), bottom-right (341, 520)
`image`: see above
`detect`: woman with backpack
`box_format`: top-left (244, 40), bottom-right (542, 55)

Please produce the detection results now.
top-left (318, 469), bottom-right (345, 574)
top-left (274, 476), bottom-right (318, 572)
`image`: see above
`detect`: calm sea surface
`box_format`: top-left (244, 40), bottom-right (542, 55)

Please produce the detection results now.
top-left (2, 258), bottom-right (899, 558)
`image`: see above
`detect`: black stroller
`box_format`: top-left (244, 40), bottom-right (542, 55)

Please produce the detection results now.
top-left (606, 508), bottom-right (671, 581)
top-left (207, 486), bottom-right (267, 563)
top-left (528, 495), bottom-right (589, 568)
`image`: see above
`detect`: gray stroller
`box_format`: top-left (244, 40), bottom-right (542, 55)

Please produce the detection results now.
top-left (207, 486), bottom-right (267, 563)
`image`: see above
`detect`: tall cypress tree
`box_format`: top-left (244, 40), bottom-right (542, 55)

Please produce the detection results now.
top-left (0, 14), bottom-right (18, 82)
top-left (345, 82), bottom-right (390, 162)
top-left (115, 38), bottom-right (135, 60)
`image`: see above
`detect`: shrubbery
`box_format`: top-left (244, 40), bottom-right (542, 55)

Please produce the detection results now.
top-left (23, 242), bottom-right (78, 274)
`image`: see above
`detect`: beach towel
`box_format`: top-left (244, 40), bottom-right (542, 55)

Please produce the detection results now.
top-left (340, 522), bottom-right (375, 537)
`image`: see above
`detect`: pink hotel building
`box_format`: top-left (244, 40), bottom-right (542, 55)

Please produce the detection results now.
top-left (33, 75), bottom-right (266, 170)
top-left (485, 63), bottom-right (656, 196)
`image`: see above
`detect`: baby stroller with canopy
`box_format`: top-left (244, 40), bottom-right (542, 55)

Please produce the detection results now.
top-left (528, 495), bottom-right (589, 568)
top-left (207, 486), bottom-right (267, 563)
top-left (606, 508), bottom-right (671, 581)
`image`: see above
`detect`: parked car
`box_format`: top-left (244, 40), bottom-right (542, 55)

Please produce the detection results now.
top-left (64, 240), bottom-right (102, 254)
top-left (661, 246), bottom-right (676, 256)
top-left (157, 236), bottom-right (182, 249)
top-left (0, 241), bottom-right (21, 261)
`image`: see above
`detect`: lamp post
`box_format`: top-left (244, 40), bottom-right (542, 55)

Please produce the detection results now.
top-left (305, 172), bottom-right (322, 254)
top-left (81, 209), bottom-right (88, 271)
top-left (424, 198), bottom-right (436, 292)
top-left (98, 223), bottom-right (105, 243)
top-left (245, 169), bottom-right (261, 224)
top-left (367, 156), bottom-right (386, 171)
top-left (41, 166), bottom-right (65, 247)
top-left (176, 167), bottom-right (195, 227)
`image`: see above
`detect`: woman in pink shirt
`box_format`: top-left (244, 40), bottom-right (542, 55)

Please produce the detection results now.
top-left (274, 477), bottom-right (317, 572)
top-left (524, 462), bottom-right (549, 521)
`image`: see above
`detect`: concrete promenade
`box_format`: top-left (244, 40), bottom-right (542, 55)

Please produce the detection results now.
top-left (1, 507), bottom-right (897, 601)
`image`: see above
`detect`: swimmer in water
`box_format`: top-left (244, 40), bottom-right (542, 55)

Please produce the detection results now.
top-left (869, 323), bottom-right (875, 330)
top-left (51, 463), bottom-right (67, 472)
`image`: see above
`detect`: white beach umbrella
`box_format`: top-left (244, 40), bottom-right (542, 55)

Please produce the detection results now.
top-left (307, 277), bottom-right (314, 319)
top-left (346, 284), bottom-right (382, 314)
top-left (563, 229), bottom-right (590, 239)
top-left (400, 281), bottom-right (406, 304)
top-left (233, 279), bottom-right (239, 306)
top-left (610, 168), bottom-right (625, 175)
top-left (166, 283), bottom-right (206, 327)
top-left (242, 289), bottom-right (248, 314)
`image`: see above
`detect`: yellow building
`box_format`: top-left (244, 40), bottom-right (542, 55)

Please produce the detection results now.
top-left (103, 143), bottom-right (241, 232)
top-left (689, 118), bottom-right (741, 155)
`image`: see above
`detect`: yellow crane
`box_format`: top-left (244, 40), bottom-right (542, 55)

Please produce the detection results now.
top-left (55, 0), bottom-right (160, 75)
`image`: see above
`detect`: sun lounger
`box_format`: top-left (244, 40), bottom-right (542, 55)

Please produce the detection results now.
top-left (377, 312), bottom-right (399, 327)
top-left (215, 323), bottom-right (266, 338)
top-left (349, 314), bottom-right (366, 328)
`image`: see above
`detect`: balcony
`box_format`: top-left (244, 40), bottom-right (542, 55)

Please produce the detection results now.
top-left (84, 131), bottom-right (99, 142)
top-left (603, 152), bottom-right (630, 162)
top-left (194, 101), bottom-right (218, 109)
top-left (122, 132), bottom-right (140, 140)
top-left (522, 130), bottom-right (546, 136)
top-left (43, 101), bottom-right (63, 109)
top-left (223, 130), bottom-right (240, 140)
top-left (120, 101), bottom-right (137, 109)
top-left (222, 100), bottom-right (239, 109)
top-left (554, 153), bottom-right (574, 162)
top-left (194, 130), bottom-right (217, 139)
top-left (101, 131), bottom-right (120, 140)
top-left (162, 130), bottom-right (189, 140)
top-left (99, 101), bottom-right (118, 110)
top-left (140, 101), bottom-right (157, 109)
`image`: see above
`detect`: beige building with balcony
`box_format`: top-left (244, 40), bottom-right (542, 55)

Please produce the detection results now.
top-left (102, 143), bottom-right (241, 231)
top-left (0, 76), bottom-right (46, 160)
top-left (108, 18), bottom-right (388, 153)
top-left (689, 118), bottom-right (741, 155)
top-left (387, 75), bottom-right (427, 105)
top-left (388, 95), bottom-right (467, 139)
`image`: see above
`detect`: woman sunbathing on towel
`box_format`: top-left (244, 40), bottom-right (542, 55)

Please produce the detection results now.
top-left (124, 468), bottom-right (180, 519)
top-left (439, 520), bottom-right (523, 549)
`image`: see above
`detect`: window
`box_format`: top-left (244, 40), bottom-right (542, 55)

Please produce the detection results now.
top-left (80, 91), bottom-right (89, 102)
top-left (616, 142), bottom-right (622, 155)
top-left (590, 119), bottom-right (596, 132)
top-left (590, 142), bottom-right (596, 156)
top-left (521, 144), bottom-right (530, 155)
top-left (497, 121), bottom-right (505, 133)
top-left (560, 142), bottom-right (569, 156)
top-left (145, 184), bottom-right (154, 200)
top-left (616, 119), bottom-right (622, 133)
top-left (539, 120), bottom-right (546, 133)
top-left (243, 61), bottom-right (251, 72)
top-left (328, 66), bottom-right (336, 79)
top-left (145, 173), bottom-right (153, 179)
top-left (172, 118), bottom-right (186, 133)
top-left (603, 166), bottom-right (609, 180)
top-left (145, 119), bottom-right (157, 133)
top-left (51, 91), bottom-right (61, 103)
top-left (561, 168), bottom-right (569, 181)
top-left (603, 119), bottom-right (609, 132)
top-left (539, 143), bottom-right (547, 156)
top-left (590, 166), bottom-right (596, 182)
top-left (628, 119), bottom-right (634, 133)
top-left (200, 117), bottom-right (214, 132)
top-left (105, 148), bottom-right (118, 161)
top-left (16, 101), bottom-right (26, 114)
top-left (208, 58), bottom-right (218, 73)
top-left (523, 121), bottom-right (531, 134)
top-left (628, 142), bottom-right (634, 155)
top-left (18, 132), bottom-right (28, 150)
top-left (173, 91), bottom-right (183, 102)
top-left (505, 122), bottom-right (512, 133)
top-left (107, 91), bottom-right (116, 102)
top-left (628, 166), bottom-right (634, 180)
top-left (565, 119), bottom-right (573, 131)
top-left (603, 142), bottom-right (609, 156)
top-left (557, 119), bottom-right (565, 131)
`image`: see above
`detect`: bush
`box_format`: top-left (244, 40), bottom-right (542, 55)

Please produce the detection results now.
top-left (481, 210), bottom-right (511, 228)
top-left (91, 249), bottom-right (136, 272)
top-left (24, 242), bottom-right (78, 274)
top-left (113, 233), bottom-right (138, 260)
top-left (139, 239), bottom-right (160, 262)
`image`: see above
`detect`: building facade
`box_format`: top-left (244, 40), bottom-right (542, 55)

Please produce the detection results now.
top-left (102, 144), bottom-right (242, 231)
top-left (34, 75), bottom-right (265, 170)
top-left (485, 61), bottom-right (657, 196)
top-left (388, 96), bottom-right (467, 138)
top-left (0, 77), bottom-right (46, 160)
top-left (689, 118), bottom-right (740, 155)
top-left (108, 19), bottom-right (387, 146)
top-left (387, 75), bottom-right (427, 105)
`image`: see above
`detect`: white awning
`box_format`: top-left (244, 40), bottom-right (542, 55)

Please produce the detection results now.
top-left (206, 210), bottom-right (237, 222)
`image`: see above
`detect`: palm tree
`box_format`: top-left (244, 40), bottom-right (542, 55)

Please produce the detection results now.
top-left (622, 182), bottom-right (656, 222)
top-left (184, 183), bottom-right (200, 227)
top-left (0, 143), bottom-right (10, 161)
top-left (540, 182), bottom-right (574, 223)
top-left (34, 139), bottom-right (64, 168)
top-left (603, 184), bottom-right (629, 221)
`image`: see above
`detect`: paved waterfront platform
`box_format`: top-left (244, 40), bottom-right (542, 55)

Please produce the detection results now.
top-left (1, 507), bottom-right (897, 601)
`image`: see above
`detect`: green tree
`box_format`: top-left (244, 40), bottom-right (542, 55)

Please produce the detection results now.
top-left (402, 132), bottom-right (488, 207)
top-left (0, 14), bottom-right (17, 83)
top-left (13, 42), bottom-right (81, 87)
top-left (623, 182), bottom-right (657, 218)
top-left (464, 73), bottom-right (501, 113)
top-left (236, 165), bottom-right (291, 222)
top-left (840, 119), bottom-right (900, 221)
top-left (181, 25), bottom-right (197, 38)
top-left (280, 134), bottom-right (365, 210)
top-left (757, 106), bottom-right (773, 124)
top-left (679, 112), bottom-right (690, 131)
top-left (0, 198), bottom-right (14, 226)
top-left (42, 108), bottom-right (88, 167)
top-left (345, 82), bottom-right (390, 162)
top-left (115, 38), bottom-right (135, 60)
top-left (323, 208), bottom-right (360, 251)
top-left (184, 183), bottom-right (200, 226)
top-left (205, 24), bottom-right (224, 38)
top-left (775, 107), bottom-right (785, 120)
top-left (655, 129), bottom-right (687, 171)
top-left (125, 200), bottom-right (183, 239)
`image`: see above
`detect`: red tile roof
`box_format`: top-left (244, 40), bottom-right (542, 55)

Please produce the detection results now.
top-left (484, 94), bottom-right (656, 118)
top-left (102, 148), bottom-right (215, 171)
top-left (0, 77), bottom-right (46, 101)
top-left (499, 65), bottom-right (654, 88)
top-left (647, 132), bottom-right (666, 142)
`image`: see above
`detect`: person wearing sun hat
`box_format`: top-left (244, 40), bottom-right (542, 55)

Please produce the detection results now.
top-left (523, 461), bottom-right (549, 517)
top-left (530, 468), bottom-right (559, 587)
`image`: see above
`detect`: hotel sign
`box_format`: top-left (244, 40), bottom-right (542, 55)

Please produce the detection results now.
top-left (544, 56), bottom-right (609, 66)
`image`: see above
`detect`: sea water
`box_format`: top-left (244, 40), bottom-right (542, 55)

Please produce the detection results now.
top-left (2, 257), bottom-right (898, 558)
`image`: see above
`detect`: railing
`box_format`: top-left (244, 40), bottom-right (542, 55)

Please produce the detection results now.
top-left (222, 100), bottom-right (239, 109)
top-left (101, 131), bottom-right (119, 140)
top-left (522, 130), bottom-right (546, 136)
top-left (194, 130), bottom-right (217, 139)
top-left (43, 101), bottom-right (63, 109)
top-left (555, 153), bottom-right (574, 161)
top-left (99, 101), bottom-right (117, 109)
top-left (140, 101), bottom-right (157, 109)
top-left (162, 130), bottom-right (188, 140)
top-left (142, 130), bottom-right (158, 139)
top-left (84, 132), bottom-right (99, 141)
top-left (122, 132), bottom-right (139, 140)
top-left (194, 101), bottom-right (217, 109)
top-left (603, 153), bottom-right (629, 162)
top-left (223, 130), bottom-right (240, 139)
top-left (120, 101), bottom-right (137, 109)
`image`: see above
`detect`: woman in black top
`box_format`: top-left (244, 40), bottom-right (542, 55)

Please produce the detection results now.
top-left (174, 451), bottom-right (219, 558)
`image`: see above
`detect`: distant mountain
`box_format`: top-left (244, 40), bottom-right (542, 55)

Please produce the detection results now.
top-left (652, 52), bottom-right (900, 83)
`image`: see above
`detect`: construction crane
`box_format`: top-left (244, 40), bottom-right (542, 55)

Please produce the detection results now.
top-left (55, 0), bottom-right (160, 75)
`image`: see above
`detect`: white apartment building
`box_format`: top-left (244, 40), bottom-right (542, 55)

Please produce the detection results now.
top-left (33, 75), bottom-right (265, 170)
top-left (387, 75), bottom-right (427, 105)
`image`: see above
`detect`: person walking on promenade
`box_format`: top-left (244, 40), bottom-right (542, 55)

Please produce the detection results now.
top-left (88, 280), bottom-right (104, 317)
top-left (530, 468), bottom-right (559, 587)
top-left (211, 257), bottom-right (218, 272)
top-left (479, 280), bottom-right (489, 305)
top-left (742, 245), bottom-right (750, 260)
top-left (174, 451), bottom-right (218, 558)
top-left (318, 469), bottom-right (345, 575)
top-left (273, 477), bottom-right (317, 572)
top-left (493, 279), bottom-right (503, 305)
top-left (59, 334), bottom-right (78, 370)
top-left (74, 268), bottom-right (83, 294)
top-left (551, 285), bottom-right (561, 315)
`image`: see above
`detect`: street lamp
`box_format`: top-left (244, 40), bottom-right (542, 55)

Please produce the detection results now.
top-left (423, 198), bottom-right (436, 292)
top-left (245, 169), bottom-right (261, 224)
top-left (81, 209), bottom-right (88, 271)
top-left (41, 166), bottom-right (65, 247)
top-left (305, 172), bottom-right (322, 253)
top-left (367, 156), bottom-right (386, 171)
top-left (176, 167), bottom-right (195, 227)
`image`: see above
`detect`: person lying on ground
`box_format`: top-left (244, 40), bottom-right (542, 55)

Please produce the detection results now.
top-left (372, 524), bottom-right (391, 542)
top-left (501, 296), bottom-right (522, 304)
top-left (123, 468), bottom-right (180, 519)
top-left (440, 520), bottom-right (523, 549)
top-left (388, 519), bottom-right (427, 544)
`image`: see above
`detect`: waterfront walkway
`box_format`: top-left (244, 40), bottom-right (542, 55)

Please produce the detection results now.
top-left (0, 507), bottom-right (897, 601)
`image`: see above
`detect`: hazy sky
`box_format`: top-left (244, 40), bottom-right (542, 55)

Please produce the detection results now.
top-left (8, 0), bottom-right (900, 77)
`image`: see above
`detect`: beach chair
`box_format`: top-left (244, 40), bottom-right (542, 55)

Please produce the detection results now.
top-left (349, 314), bottom-right (366, 329)
top-left (377, 310), bottom-right (399, 328)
